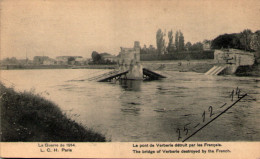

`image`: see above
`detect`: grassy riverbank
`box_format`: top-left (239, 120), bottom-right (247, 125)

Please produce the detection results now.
top-left (0, 83), bottom-right (106, 142)
top-left (142, 60), bottom-right (215, 73)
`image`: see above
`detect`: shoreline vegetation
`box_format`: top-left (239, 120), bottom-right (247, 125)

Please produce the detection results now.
top-left (0, 82), bottom-right (106, 142)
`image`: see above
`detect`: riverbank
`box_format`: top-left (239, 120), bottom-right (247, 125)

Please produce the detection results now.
top-left (0, 82), bottom-right (106, 142)
top-left (71, 65), bottom-right (117, 69)
top-left (0, 64), bottom-right (117, 70)
top-left (235, 64), bottom-right (260, 76)
top-left (0, 64), bottom-right (70, 70)
top-left (143, 60), bottom-right (260, 76)
top-left (142, 60), bottom-right (215, 73)
top-left (2, 60), bottom-right (259, 76)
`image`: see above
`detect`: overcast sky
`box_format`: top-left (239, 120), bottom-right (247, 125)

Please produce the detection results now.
top-left (1, 0), bottom-right (260, 59)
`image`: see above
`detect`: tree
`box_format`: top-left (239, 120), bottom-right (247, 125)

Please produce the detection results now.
top-left (250, 30), bottom-right (260, 51)
top-left (1, 57), bottom-right (18, 65)
top-left (211, 29), bottom-right (255, 51)
top-left (203, 39), bottom-right (211, 44)
top-left (67, 57), bottom-right (75, 65)
top-left (211, 33), bottom-right (241, 49)
top-left (250, 30), bottom-right (260, 62)
top-left (175, 31), bottom-right (179, 51)
top-left (167, 30), bottom-right (174, 52)
top-left (179, 31), bottom-right (185, 51)
top-left (148, 45), bottom-right (157, 54)
top-left (68, 57), bottom-right (75, 62)
top-left (185, 42), bottom-right (192, 51)
top-left (240, 29), bottom-right (253, 51)
top-left (190, 42), bottom-right (203, 51)
top-left (174, 30), bottom-right (185, 51)
top-left (156, 29), bottom-right (165, 55)
top-left (91, 51), bottom-right (101, 63)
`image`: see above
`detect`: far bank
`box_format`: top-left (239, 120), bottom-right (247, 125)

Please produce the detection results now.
top-left (1, 59), bottom-right (259, 76)
top-left (142, 60), bottom-right (260, 76)
top-left (0, 64), bottom-right (117, 70)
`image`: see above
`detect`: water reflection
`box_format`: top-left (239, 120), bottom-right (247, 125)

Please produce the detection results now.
top-left (118, 79), bottom-right (142, 91)
top-left (117, 80), bottom-right (143, 116)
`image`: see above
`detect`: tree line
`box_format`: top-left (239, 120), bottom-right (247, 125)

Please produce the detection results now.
top-left (156, 29), bottom-right (187, 54)
top-left (91, 51), bottom-right (117, 65)
top-left (142, 29), bottom-right (206, 55)
top-left (211, 29), bottom-right (260, 52)
top-left (141, 28), bottom-right (260, 56)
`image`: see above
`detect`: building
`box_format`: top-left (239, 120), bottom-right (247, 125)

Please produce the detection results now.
top-left (203, 40), bottom-right (211, 51)
top-left (33, 56), bottom-right (51, 65)
top-left (43, 58), bottom-right (56, 65)
top-left (56, 56), bottom-right (69, 65)
top-left (101, 54), bottom-right (117, 62)
top-left (18, 58), bottom-right (33, 65)
top-left (74, 57), bottom-right (86, 65)
top-left (55, 56), bottom-right (83, 65)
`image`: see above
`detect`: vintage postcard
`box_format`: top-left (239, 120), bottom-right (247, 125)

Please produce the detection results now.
top-left (0, 0), bottom-right (259, 158)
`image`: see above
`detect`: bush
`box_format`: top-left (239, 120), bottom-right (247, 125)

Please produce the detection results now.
top-left (0, 83), bottom-right (106, 142)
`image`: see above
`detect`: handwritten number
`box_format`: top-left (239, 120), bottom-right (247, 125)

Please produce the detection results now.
top-left (194, 123), bottom-right (200, 128)
top-left (180, 87), bottom-right (247, 142)
top-left (220, 103), bottom-right (227, 108)
top-left (230, 87), bottom-right (242, 100)
top-left (176, 128), bottom-right (182, 140)
top-left (184, 126), bottom-right (189, 135)
top-left (208, 106), bottom-right (214, 117)
top-left (202, 111), bottom-right (205, 122)
top-left (235, 87), bottom-right (241, 98)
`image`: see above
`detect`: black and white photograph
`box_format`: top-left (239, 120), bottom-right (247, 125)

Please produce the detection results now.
top-left (0, 0), bottom-right (260, 157)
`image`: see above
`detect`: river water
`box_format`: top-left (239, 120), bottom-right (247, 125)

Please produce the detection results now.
top-left (1, 69), bottom-right (260, 141)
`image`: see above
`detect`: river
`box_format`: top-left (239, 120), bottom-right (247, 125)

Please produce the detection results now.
top-left (1, 68), bottom-right (260, 141)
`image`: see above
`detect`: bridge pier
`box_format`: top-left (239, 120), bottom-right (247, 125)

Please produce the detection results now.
top-left (88, 41), bottom-right (166, 82)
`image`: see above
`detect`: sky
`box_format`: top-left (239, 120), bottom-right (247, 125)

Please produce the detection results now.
top-left (1, 0), bottom-right (260, 59)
